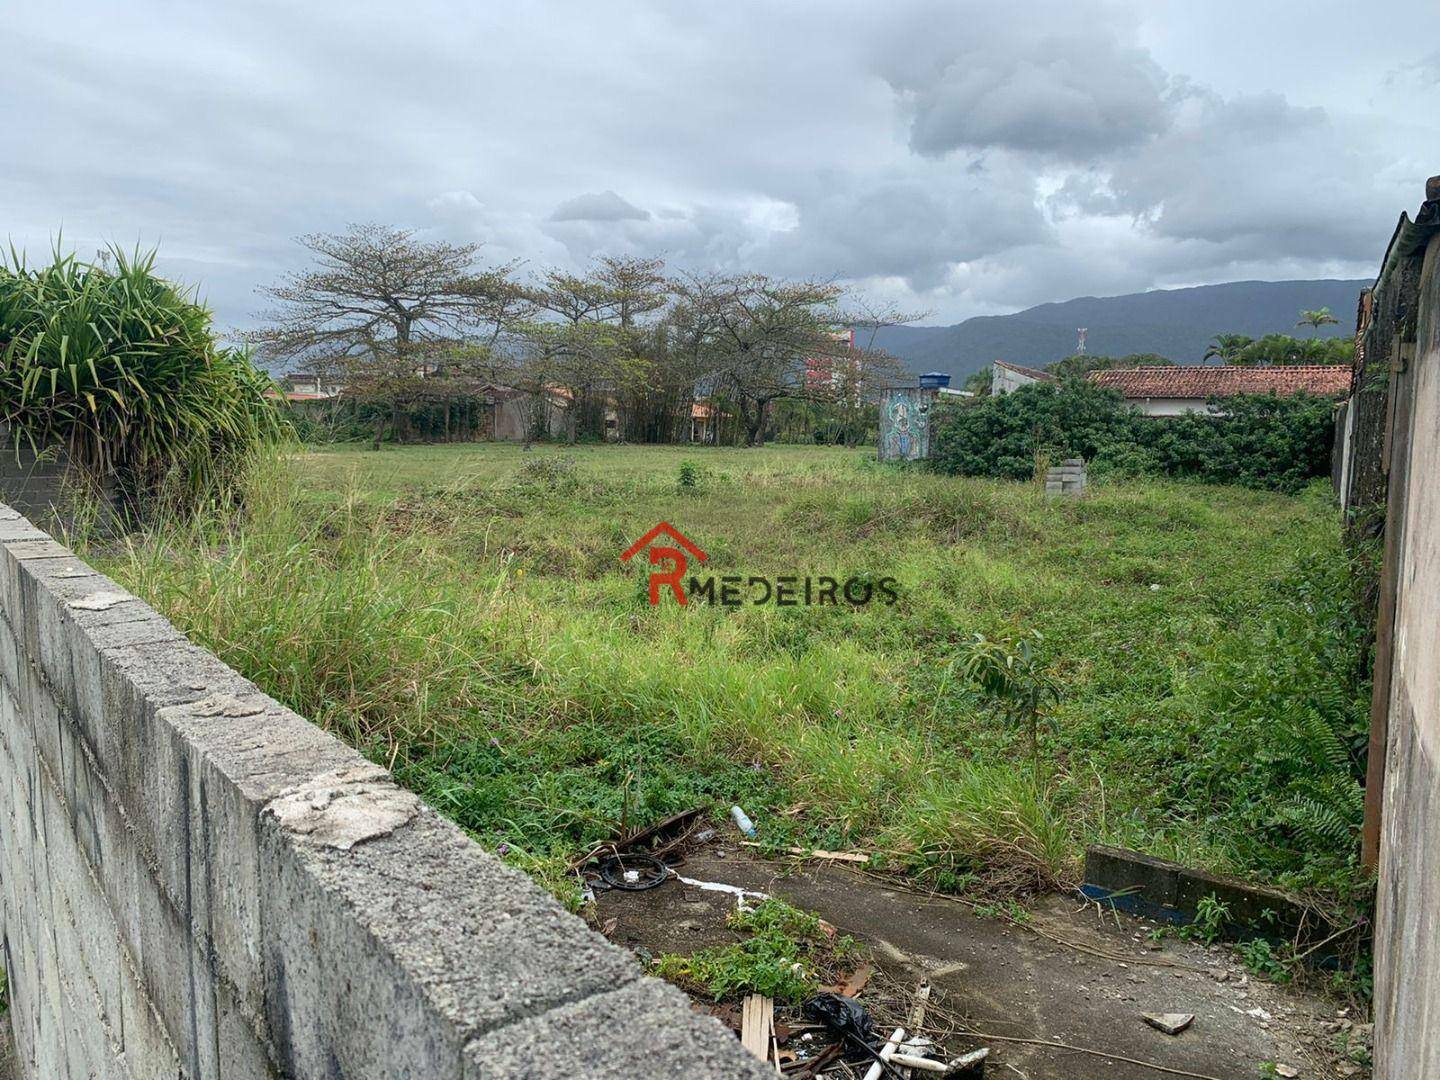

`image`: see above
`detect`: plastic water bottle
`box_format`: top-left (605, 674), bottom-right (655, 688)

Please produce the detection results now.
top-left (730, 805), bottom-right (757, 838)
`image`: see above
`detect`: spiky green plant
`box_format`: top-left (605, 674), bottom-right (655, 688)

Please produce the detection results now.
top-left (0, 245), bottom-right (286, 518)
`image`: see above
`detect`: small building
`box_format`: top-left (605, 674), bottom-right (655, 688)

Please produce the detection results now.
top-left (278, 370), bottom-right (345, 400)
top-left (1088, 365), bottom-right (1352, 416)
top-left (484, 385), bottom-right (572, 441)
top-left (879, 373), bottom-right (967, 461)
top-left (990, 360), bottom-right (1056, 395)
top-left (689, 402), bottom-right (721, 444)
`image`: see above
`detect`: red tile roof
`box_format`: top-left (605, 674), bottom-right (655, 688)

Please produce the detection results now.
top-left (1088, 365), bottom-right (1351, 400)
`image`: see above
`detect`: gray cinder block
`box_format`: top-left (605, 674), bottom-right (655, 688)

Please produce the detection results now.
top-left (0, 500), bottom-right (768, 1078)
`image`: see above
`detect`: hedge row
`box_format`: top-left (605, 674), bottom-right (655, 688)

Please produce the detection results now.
top-left (929, 379), bottom-right (1336, 493)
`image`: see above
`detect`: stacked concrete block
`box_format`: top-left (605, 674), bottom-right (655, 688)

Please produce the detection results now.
top-left (0, 503), bottom-right (768, 1079)
top-left (1044, 458), bottom-right (1087, 498)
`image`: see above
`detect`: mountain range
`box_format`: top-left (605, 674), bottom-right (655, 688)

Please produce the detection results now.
top-left (870, 279), bottom-right (1369, 381)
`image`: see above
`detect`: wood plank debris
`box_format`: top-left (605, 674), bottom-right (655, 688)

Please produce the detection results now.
top-left (839, 963), bottom-right (874, 998)
top-left (907, 980), bottom-right (932, 1031)
top-left (740, 842), bottom-right (870, 863)
top-left (741, 994), bottom-right (775, 1063)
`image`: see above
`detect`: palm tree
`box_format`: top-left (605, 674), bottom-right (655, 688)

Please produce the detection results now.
top-left (1297, 308), bottom-right (1339, 337)
top-left (1203, 333), bottom-right (1253, 364)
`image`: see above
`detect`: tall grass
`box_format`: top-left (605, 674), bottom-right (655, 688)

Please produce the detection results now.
top-left (90, 445), bottom-right (1368, 904)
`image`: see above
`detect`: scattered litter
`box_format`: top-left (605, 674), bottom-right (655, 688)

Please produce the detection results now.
top-left (907, 980), bottom-right (932, 1031)
top-left (596, 853), bottom-right (669, 891)
top-left (694, 828), bottom-right (716, 843)
top-left (570, 806), bottom-right (706, 872)
top-left (1246, 1007), bottom-right (1273, 1022)
top-left (952, 1047), bottom-right (990, 1072)
top-left (889, 1051), bottom-right (948, 1073)
top-left (1274, 1066), bottom-right (1299, 1078)
top-left (1142, 1012), bottom-right (1194, 1036)
top-left (862, 1026), bottom-right (905, 1080)
top-left (730, 804), bottom-right (757, 837)
top-left (802, 995), bottom-right (908, 1079)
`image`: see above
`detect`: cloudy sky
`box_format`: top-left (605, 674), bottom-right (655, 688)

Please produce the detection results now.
top-left (4, 1), bottom-right (1434, 328)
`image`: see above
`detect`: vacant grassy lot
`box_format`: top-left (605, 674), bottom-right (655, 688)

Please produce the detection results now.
top-left (92, 442), bottom-right (1368, 905)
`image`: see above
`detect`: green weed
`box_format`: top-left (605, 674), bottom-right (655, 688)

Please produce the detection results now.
top-left (652, 899), bottom-right (859, 1003)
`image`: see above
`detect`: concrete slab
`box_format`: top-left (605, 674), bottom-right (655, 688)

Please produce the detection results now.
top-left (597, 848), bottom-right (1360, 1080)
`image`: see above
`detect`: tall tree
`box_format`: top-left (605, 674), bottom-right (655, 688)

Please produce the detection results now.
top-left (1203, 334), bottom-right (1253, 363)
top-left (681, 273), bottom-right (848, 446)
top-left (250, 224), bottom-right (521, 448)
top-left (520, 255), bottom-right (674, 441)
top-left (1297, 307), bottom-right (1339, 337)
top-left (1229, 333), bottom-right (1353, 367)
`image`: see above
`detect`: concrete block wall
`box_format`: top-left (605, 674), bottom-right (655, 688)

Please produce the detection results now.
top-left (0, 441), bottom-right (72, 526)
top-left (1043, 459), bottom-right (1086, 499)
top-left (0, 502), bottom-right (767, 1079)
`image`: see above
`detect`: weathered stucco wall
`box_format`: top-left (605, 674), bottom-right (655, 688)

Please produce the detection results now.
top-left (1374, 215), bottom-right (1440, 1078)
top-left (0, 504), bottom-right (765, 1079)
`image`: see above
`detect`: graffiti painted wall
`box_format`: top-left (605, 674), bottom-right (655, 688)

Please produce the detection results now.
top-left (879, 388), bottom-right (933, 461)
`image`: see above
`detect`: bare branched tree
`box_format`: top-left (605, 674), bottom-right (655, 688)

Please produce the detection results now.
top-left (675, 273), bottom-right (849, 445)
top-left (249, 224), bottom-right (524, 448)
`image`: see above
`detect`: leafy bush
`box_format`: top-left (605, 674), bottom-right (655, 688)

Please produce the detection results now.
top-left (0, 247), bottom-right (284, 518)
top-left (931, 380), bottom-right (1133, 481)
top-left (956, 629), bottom-right (1058, 781)
top-left (931, 381), bottom-right (1337, 493)
top-left (652, 899), bottom-right (859, 1003)
top-left (1175, 547), bottom-right (1371, 890)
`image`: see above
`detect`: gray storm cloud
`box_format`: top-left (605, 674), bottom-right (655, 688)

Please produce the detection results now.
top-left (549, 191), bottom-right (652, 222)
top-left (0, 0), bottom-right (1428, 326)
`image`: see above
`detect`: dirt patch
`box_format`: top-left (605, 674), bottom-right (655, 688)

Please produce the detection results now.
top-left (595, 847), bottom-right (1366, 1079)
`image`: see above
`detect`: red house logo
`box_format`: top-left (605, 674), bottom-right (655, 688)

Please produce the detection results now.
top-left (620, 522), bottom-right (708, 605)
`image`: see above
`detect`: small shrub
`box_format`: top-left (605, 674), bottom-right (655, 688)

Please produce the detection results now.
top-left (1236, 938), bottom-right (1293, 984)
top-left (511, 454), bottom-right (580, 494)
top-left (652, 899), bottom-right (859, 1003)
top-left (955, 629), bottom-right (1059, 782)
top-left (0, 246), bottom-right (286, 519)
top-left (1089, 443), bottom-right (1162, 482)
top-left (1180, 893), bottom-right (1231, 945)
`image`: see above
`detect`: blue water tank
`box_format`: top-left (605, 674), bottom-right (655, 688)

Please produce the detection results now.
top-left (919, 371), bottom-right (952, 390)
